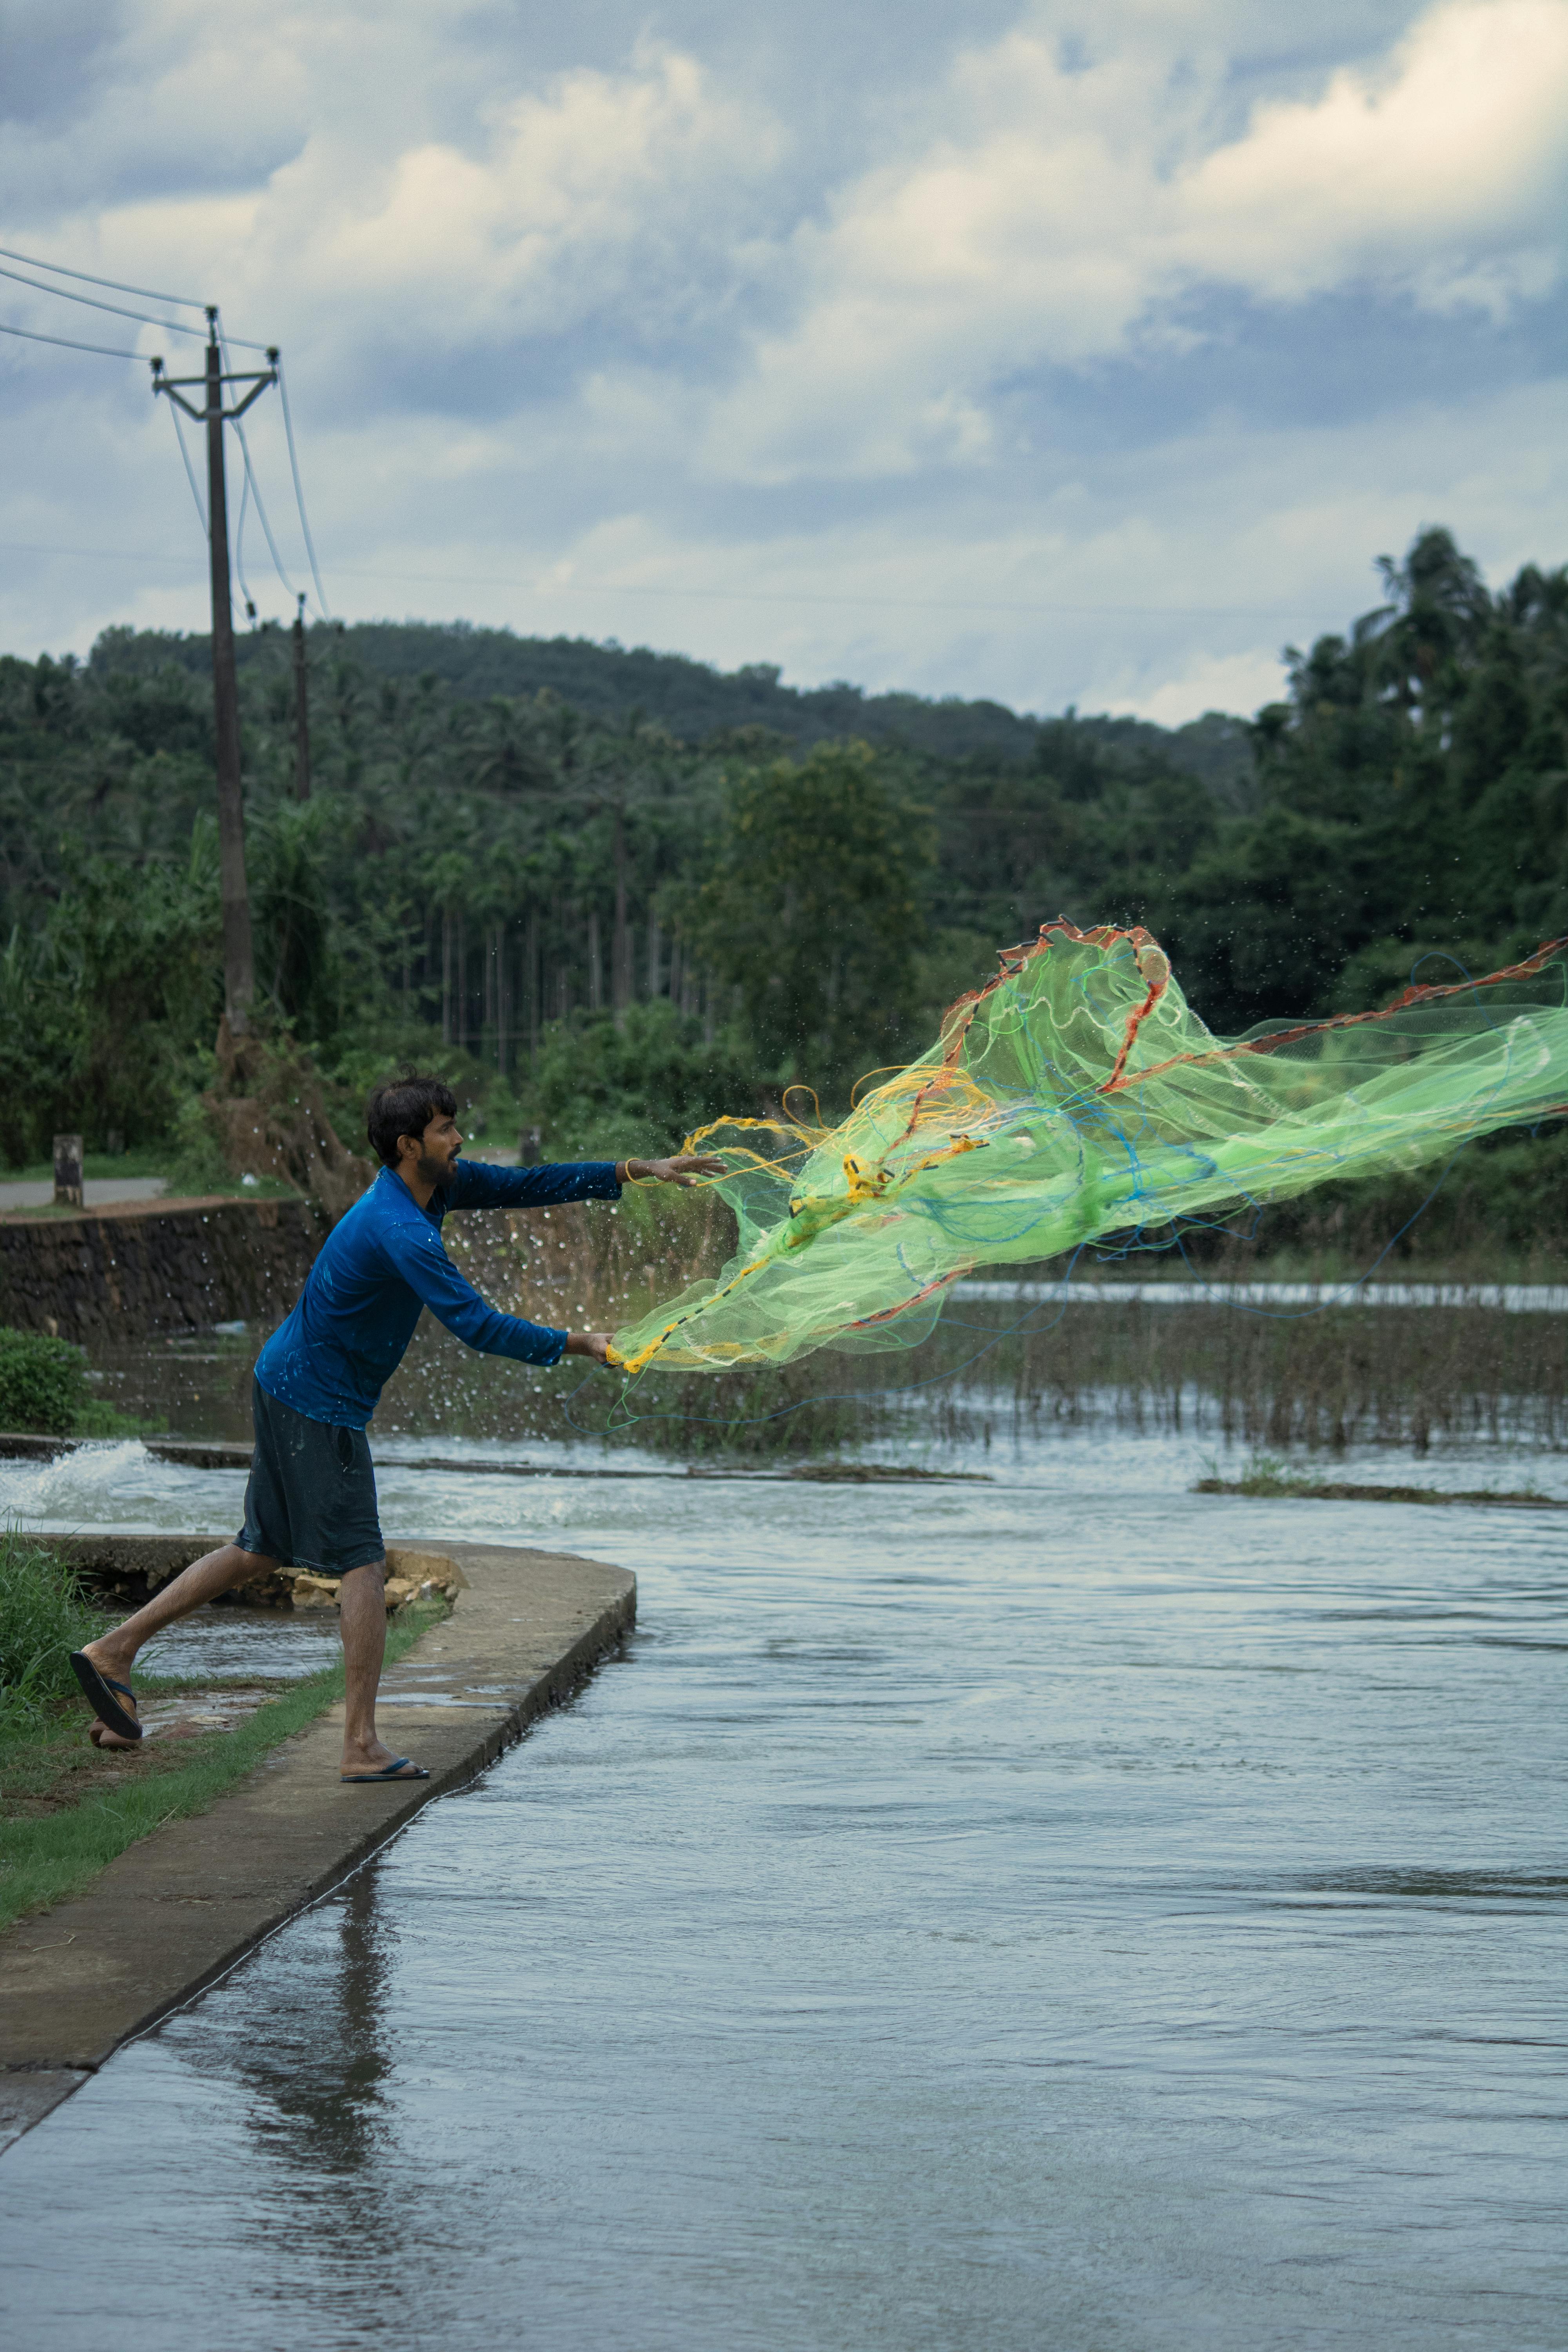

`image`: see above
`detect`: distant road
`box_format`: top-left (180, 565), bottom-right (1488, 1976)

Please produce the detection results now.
top-left (0, 1177), bottom-right (168, 1212)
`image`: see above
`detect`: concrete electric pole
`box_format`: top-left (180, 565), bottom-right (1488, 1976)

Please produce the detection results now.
top-left (152, 314), bottom-right (277, 1038)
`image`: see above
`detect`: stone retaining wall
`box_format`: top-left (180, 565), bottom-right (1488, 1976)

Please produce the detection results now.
top-left (0, 1196), bottom-right (322, 1342)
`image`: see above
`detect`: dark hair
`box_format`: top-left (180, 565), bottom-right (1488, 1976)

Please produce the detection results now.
top-left (366, 1073), bottom-right (458, 1168)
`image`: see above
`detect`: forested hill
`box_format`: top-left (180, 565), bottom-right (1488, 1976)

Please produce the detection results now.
top-left (1, 526), bottom-right (1561, 1207)
top-left (87, 618), bottom-right (1256, 799)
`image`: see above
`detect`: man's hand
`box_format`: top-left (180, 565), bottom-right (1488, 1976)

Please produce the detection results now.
top-left (564, 1332), bottom-right (615, 1364)
top-left (617, 1152), bottom-right (728, 1189)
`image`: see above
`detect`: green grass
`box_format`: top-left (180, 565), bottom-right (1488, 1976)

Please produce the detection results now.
top-left (0, 1529), bottom-right (105, 1721)
top-left (1197, 1452), bottom-right (1316, 1497)
top-left (0, 1601), bottom-right (444, 1934)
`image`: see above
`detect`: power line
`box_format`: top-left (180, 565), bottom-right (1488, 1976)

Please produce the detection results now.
top-left (234, 456), bottom-right (255, 615)
top-left (0, 261), bottom-right (273, 353)
top-left (0, 536), bottom-right (189, 567)
top-left (0, 316), bottom-right (146, 361)
top-left (281, 561), bottom-right (1327, 622)
top-left (0, 258), bottom-right (209, 341)
top-left (276, 359), bottom-right (329, 617)
top-left (166, 402), bottom-right (208, 536)
top-left (0, 243), bottom-right (207, 308)
top-left (234, 427), bottom-right (294, 600)
top-left (220, 325), bottom-right (296, 603)
top-left (0, 532), bottom-right (1327, 622)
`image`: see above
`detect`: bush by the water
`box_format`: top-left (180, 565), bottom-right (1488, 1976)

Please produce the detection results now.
top-left (0, 1529), bottom-right (102, 1727)
top-left (0, 1327), bottom-right (137, 1437)
top-left (0, 1328), bottom-right (93, 1434)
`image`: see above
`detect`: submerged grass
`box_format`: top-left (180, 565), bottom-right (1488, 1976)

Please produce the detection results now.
top-left (84, 1195), bottom-right (1568, 1466)
top-left (1192, 1452), bottom-right (1560, 1506)
top-left (94, 1290), bottom-right (1568, 1463)
top-left (0, 1598), bottom-right (444, 1935)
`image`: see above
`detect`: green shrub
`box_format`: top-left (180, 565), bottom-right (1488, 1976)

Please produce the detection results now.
top-left (0, 1328), bottom-right (92, 1434)
top-left (0, 1529), bottom-right (102, 1726)
top-left (530, 1000), bottom-right (758, 1155)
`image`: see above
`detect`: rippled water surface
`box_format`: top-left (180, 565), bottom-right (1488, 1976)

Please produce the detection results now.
top-left (3, 1426), bottom-right (1565, 2350)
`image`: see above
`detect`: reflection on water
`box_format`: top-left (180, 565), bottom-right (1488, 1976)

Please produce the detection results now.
top-left (3, 1423), bottom-right (1565, 2350)
top-left (134, 1606), bottom-right (343, 1682)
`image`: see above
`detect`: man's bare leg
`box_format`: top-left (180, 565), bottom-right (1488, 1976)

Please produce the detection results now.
top-left (80, 1543), bottom-right (278, 1748)
top-left (338, 1560), bottom-right (419, 1779)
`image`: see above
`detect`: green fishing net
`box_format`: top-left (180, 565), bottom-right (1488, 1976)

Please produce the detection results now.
top-left (608, 922), bottom-right (1568, 1376)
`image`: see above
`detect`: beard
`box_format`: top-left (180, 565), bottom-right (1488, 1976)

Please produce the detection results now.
top-left (416, 1147), bottom-right (457, 1189)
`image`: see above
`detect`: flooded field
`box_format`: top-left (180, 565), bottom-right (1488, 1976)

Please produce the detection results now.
top-left (2, 1383), bottom-right (1564, 2348)
top-left (82, 1278), bottom-right (1568, 1463)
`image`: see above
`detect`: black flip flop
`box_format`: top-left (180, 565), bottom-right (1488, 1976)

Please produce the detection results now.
top-left (339, 1757), bottom-right (429, 1784)
top-left (69, 1653), bottom-right (142, 1743)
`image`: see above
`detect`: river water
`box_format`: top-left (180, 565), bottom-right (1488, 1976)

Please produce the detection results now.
top-left (2, 1423), bottom-right (1565, 2350)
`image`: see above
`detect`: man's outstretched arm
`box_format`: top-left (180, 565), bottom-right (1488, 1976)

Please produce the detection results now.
top-left (445, 1152), bottom-right (726, 1210)
top-left (443, 1159), bottom-right (620, 1212)
top-left (615, 1152), bottom-right (728, 1189)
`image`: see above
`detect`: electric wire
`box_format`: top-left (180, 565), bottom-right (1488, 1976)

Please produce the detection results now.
top-left (235, 436), bottom-right (296, 600)
top-left (0, 317), bottom-right (145, 361)
top-left (235, 457), bottom-right (255, 617)
top-left (275, 359), bottom-right (330, 617)
top-left (0, 260), bottom-right (273, 353)
top-left (0, 259), bottom-right (211, 341)
top-left (0, 535), bottom-right (189, 566)
top-left (219, 326), bottom-right (296, 603)
top-left (3, 254), bottom-right (318, 622)
top-left (200, 304), bottom-right (271, 354)
top-left (0, 242), bottom-right (207, 308)
top-left (167, 400), bottom-right (207, 536)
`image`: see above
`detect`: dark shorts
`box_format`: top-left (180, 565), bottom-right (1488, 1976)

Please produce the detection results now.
top-left (236, 1377), bottom-right (385, 1577)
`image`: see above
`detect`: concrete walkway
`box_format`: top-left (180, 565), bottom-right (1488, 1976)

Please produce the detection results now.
top-left (0, 1176), bottom-right (168, 1212)
top-left (0, 1537), bottom-right (634, 2152)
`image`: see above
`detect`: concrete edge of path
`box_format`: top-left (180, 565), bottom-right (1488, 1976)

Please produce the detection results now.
top-left (0, 1535), bottom-right (635, 2151)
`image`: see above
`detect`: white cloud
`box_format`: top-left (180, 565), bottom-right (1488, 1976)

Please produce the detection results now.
top-left (1175, 0), bottom-right (1568, 297)
top-left (260, 48), bottom-right (785, 351)
top-left (1115, 650), bottom-right (1289, 727)
top-left (0, 0), bottom-right (1564, 733)
top-left (702, 0), bottom-right (1568, 480)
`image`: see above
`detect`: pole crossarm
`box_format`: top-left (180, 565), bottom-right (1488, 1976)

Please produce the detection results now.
top-left (153, 359), bottom-right (277, 423)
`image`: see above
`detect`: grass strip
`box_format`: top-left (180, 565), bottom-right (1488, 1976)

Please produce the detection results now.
top-left (0, 1604), bottom-right (443, 1935)
top-left (1194, 1455), bottom-right (1560, 1508)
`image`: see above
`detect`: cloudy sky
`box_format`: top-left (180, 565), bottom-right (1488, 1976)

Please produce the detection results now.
top-left (2, 0), bottom-right (1565, 721)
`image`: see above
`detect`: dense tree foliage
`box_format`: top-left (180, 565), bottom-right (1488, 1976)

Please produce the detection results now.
top-left (1162, 529), bottom-right (1567, 1028)
top-left (0, 527), bottom-right (1559, 1173)
top-left (689, 742), bottom-right (935, 1094)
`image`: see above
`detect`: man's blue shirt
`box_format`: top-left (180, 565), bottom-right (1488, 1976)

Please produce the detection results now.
top-left (254, 1159), bottom-right (621, 1428)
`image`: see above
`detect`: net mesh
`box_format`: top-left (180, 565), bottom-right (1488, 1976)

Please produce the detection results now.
top-left (608, 921), bottom-right (1568, 1376)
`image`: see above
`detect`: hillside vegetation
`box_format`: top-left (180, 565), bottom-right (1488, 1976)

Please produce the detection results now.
top-left (0, 525), bottom-right (1561, 1261)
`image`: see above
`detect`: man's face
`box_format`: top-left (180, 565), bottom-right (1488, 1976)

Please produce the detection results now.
top-left (409, 1110), bottom-right (462, 1185)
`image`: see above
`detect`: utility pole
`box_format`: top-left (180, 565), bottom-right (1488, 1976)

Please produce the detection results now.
top-left (152, 319), bottom-right (277, 1039)
top-left (292, 592), bottom-right (312, 802)
top-left (204, 326), bottom-right (251, 1030)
